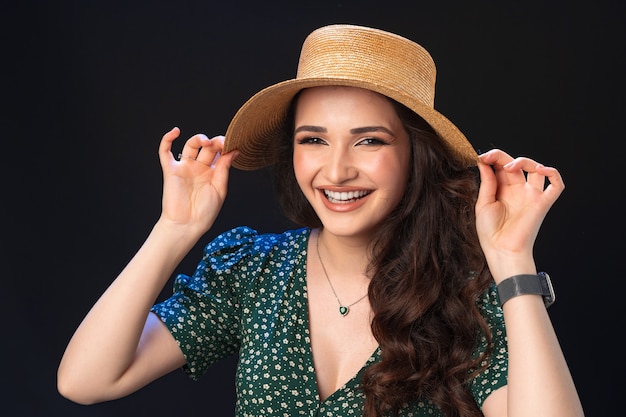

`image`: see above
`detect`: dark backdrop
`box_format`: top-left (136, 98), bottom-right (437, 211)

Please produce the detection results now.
top-left (2, 1), bottom-right (622, 416)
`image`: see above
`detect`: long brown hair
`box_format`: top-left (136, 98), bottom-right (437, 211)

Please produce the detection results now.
top-left (273, 92), bottom-right (493, 416)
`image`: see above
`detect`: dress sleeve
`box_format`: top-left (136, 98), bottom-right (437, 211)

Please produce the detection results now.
top-left (150, 226), bottom-right (258, 380)
top-left (469, 283), bottom-right (509, 407)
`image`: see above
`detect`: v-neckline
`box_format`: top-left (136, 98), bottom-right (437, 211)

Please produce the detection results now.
top-left (300, 228), bottom-right (381, 403)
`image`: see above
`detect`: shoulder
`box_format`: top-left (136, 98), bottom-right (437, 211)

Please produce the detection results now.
top-left (202, 226), bottom-right (311, 269)
top-left (206, 225), bottom-right (310, 252)
top-left (172, 226), bottom-right (310, 295)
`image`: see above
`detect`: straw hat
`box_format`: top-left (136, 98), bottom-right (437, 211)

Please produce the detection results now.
top-left (223, 24), bottom-right (478, 170)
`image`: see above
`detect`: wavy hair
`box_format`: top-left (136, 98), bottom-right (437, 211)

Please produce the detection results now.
top-left (272, 93), bottom-right (493, 417)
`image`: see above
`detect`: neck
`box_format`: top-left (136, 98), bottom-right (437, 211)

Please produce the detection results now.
top-left (315, 228), bottom-right (371, 279)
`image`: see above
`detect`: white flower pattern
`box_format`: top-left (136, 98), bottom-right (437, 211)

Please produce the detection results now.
top-left (152, 226), bottom-right (508, 416)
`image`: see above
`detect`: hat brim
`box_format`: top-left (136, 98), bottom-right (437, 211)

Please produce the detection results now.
top-left (224, 78), bottom-right (478, 170)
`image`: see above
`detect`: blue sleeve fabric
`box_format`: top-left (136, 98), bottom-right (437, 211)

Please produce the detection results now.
top-left (150, 226), bottom-right (259, 380)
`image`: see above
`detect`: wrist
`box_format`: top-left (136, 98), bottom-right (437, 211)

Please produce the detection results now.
top-left (484, 253), bottom-right (536, 284)
top-left (497, 272), bottom-right (556, 308)
top-left (152, 218), bottom-right (205, 249)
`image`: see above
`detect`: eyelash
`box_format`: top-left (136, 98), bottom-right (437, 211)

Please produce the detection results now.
top-left (295, 136), bottom-right (388, 146)
top-left (296, 136), bottom-right (325, 145)
top-left (358, 137), bottom-right (387, 146)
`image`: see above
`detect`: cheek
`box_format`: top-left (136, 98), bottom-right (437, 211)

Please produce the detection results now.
top-left (292, 148), bottom-right (311, 190)
top-left (371, 150), bottom-right (410, 178)
top-left (372, 153), bottom-right (410, 197)
top-left (394, 144), bottom-right (411, 184)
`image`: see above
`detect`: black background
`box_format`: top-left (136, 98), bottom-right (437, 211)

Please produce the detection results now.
top-left (2, 1), bottom-right (623, 416)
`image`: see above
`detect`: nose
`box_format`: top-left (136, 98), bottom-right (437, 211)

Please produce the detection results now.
top-left (323, 145), bottom-right (358, 183)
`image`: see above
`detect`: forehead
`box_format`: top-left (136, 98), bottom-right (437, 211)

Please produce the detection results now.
top-left (297, 85), bottom-right (390, 103)
top-left (295, 86), bottom-right (398, 120)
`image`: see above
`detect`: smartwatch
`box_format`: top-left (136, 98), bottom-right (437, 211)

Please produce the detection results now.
top-left (497, 272), bottom-right (556, 308)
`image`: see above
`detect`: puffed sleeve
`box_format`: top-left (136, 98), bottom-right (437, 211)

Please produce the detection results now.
top-left (150, 226), bottom-right (258, 380)
top-left (469, 283), bottom-right (509, 407)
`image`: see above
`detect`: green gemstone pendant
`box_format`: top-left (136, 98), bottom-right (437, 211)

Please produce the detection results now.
top-left (339, 306), bottom-right (349, 316)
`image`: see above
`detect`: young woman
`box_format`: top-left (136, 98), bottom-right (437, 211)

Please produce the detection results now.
top-left (58, 25), bottom-right (584, 416)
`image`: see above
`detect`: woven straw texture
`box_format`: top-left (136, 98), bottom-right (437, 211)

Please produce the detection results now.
top-left (224, 25), bottom-right (478, 170)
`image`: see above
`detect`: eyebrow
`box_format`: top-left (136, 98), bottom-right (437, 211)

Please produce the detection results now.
top-left (294, 125), bottom-right (394, 135)
top-left (350, 126), bottom-right (394, 135)
top-left (294, 125), bottom-right (326, 133)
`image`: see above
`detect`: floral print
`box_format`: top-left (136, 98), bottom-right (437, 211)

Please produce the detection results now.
top-left (151, 226), bottom-right (508, 416)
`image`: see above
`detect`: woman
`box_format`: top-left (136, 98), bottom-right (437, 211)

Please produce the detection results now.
top-left (58, 24), bottom-right (584, 416)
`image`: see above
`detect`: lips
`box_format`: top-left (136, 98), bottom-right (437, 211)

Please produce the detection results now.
top-left (323, 189), bottom-right (372, 203)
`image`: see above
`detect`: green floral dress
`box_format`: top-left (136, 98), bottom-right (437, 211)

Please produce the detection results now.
top-left (151, 226), bottom-right (508, 416)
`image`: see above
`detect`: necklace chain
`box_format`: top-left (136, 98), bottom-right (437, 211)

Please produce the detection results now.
top-left (316, 233), bottom-right (368, 317)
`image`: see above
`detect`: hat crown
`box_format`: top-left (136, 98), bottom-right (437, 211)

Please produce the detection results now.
top-left (296, 25), bottom-right (437, 107)
top-left (224, 24), bottom-right (478, 170)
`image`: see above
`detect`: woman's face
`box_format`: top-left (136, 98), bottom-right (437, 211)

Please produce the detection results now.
top-left (293, 86), bottom-right (411, 240)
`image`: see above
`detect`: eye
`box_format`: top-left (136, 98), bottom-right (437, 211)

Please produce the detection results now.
top-left (356, 137), bottom-right (388, 147)
top-left (296, 136), bottom-right (327, 145)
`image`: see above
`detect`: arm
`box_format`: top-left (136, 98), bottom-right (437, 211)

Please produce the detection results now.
top-left (57, 127), bottom-right (238, 404)
top-left (475, 149), bottom-right (584, 417)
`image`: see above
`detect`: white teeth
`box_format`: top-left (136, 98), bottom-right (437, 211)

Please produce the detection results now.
top-left (323, 189), bottom-right (370, 203)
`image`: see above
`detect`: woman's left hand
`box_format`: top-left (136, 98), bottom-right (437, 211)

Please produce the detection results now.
top-left (475, 149), bottom-right (565, 282)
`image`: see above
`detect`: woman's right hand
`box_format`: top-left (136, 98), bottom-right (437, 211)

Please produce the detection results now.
top-left (158, 127), bottom-right (238, 236)
top-left (57, 127), bottom-right (239, 404)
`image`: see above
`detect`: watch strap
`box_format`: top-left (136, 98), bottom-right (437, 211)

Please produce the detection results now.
top-left (497, 272), bottom-right (555, 308)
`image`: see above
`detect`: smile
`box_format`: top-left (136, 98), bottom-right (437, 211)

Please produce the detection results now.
top-left (323, 189), bottom-right (371, 203)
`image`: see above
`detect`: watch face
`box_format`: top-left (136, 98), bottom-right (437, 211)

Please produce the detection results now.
top-left (539, 272), bottom-right (556, 308)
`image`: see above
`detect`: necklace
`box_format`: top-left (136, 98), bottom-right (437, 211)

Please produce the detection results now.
top-left (316, 234), bottom-right (369, 317)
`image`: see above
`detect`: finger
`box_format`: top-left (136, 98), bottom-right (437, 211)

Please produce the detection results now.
top-left (501, 157), bottom-right (544, 189)
top-left (210, 150), bottom-right (240, 196)
top-left (507, 159), bottom-right (563, 194)
top-left (179, 133), bottom-right (210, 159)
top-left (502, 156), bottom-right (542, 173)
top-left (196, 135), bottom-right (225, 167)
top-left (526, 169), bottom-right (547, 190)
top-left (478, 149), bottom-right (525, 186)
top-left (478, 149), bottom-right (514, 167)
top-left (476, 159), bottom-right (498, 207)
top-left (537, 164), bottom-right (566, 202)
top-left (517, 160), bottom-right (553, 191)
top-left (158, 127), bottom-right (181, 165)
